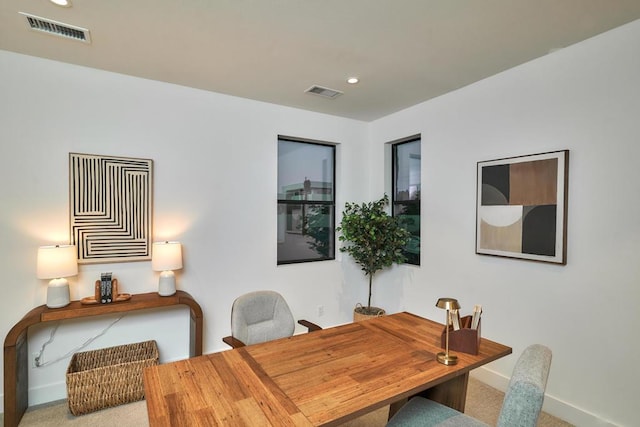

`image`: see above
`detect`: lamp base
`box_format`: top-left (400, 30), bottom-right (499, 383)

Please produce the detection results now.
top-left (436, 352), bottom-right (458, 365)
top-left (158, 271), bottom-right (176, 296)
top-left (47, 279), bottom-right (70, 308)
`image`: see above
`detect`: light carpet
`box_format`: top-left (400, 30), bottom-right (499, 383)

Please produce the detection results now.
top-left (4, 377), bottom-right (573, 426)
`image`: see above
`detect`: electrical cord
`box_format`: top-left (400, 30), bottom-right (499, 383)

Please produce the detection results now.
top-left (34, 315), bottom-right (126, 368)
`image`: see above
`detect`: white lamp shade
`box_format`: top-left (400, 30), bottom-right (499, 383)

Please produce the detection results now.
top-left (152, 241), bottom-right (183, 271)
top-left (37, 245), bottom-right (78, 279)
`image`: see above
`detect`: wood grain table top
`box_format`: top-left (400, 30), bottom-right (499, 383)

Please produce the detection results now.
top-left (143, 312), bottom-right (511, 426)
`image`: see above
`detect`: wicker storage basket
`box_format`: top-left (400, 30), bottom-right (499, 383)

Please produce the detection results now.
top-left (66, 340), bottom-right (159, 416)
top-left (353, 304), bottom-right (386, 322)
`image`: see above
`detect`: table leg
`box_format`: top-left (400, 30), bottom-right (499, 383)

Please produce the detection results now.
top-left (4, 331), bottom-right (29, 427)
top-left (387, 372), bottom-right (470, 422)
top-left (180, 293), bottom-right (203, 357)
top-left (420, 372), bottom-right (469, 412)
top-left (388, 398), bottom-right (408, 420)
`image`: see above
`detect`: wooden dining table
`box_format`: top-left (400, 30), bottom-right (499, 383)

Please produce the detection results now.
top-left (143, 311), bottom-right (511, 426)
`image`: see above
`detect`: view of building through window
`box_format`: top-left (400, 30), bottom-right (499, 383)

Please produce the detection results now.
top-left (392, 137), bottom-right (421, 265)
top-left (277, 137), bottom-right (335, 264)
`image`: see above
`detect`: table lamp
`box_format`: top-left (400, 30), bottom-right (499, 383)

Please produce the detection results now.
top-left (436, 297), bottom-right (461, 365)
top-left (37, 245), bottom-right (78, 308)
top-left (152, 241), bottom-right (183, 296)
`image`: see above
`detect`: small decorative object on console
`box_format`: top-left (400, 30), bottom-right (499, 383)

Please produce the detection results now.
top-left (100, 272), bottom-right (112, 303)
top-left (81, 274), bottom-right (131, 305)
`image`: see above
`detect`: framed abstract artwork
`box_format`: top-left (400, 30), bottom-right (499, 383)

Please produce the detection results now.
top-left (69, 153), bottom-right (153, 264)
top-left (476, 150), bottom-right (569, 264)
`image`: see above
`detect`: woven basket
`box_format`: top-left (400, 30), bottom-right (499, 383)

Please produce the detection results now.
top-left (353, 304), bottom-right (386, 322)
top-left (66, 340), bottom-right (159, 416)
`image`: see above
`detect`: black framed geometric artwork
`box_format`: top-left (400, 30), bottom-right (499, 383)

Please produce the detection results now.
top-left (476, 150), bottom-right (569, 264)
top-left (69, 153), bottom-right (153, 264)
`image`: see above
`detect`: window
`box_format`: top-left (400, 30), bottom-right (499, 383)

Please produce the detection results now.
top-left (392, 137), bottom-right (421, 265)
top-left (277, 137), bottom-right (335, 264)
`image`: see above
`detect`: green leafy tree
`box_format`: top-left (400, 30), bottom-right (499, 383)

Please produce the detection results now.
top-left (304, 205), bottom-right (331, 258)
top-left (337, 195), bottom-right (410, 313)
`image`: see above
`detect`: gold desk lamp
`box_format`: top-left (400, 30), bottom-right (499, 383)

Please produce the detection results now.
top-left (436, 297), bottom-right (460, 365)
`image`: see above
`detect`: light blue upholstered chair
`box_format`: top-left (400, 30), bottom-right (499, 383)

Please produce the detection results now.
top-left (222, 290), bottom-right (321, 348)
top-left (387, 344), bottom-right (552, 427)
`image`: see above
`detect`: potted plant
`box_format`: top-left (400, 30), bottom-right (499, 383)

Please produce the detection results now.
top-left (337, 195), bottom-right (411, 320)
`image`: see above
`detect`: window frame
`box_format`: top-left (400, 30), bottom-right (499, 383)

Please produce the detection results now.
top-left (277, 136), bottom-right (336, 265)
top-left (391, 136), bottom-right (421, 266)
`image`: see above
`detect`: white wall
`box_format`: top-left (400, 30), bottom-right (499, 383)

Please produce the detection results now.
top-left (2, 18), bottom-right (639, 427)
top-left (369, 20), bottom-right (640, 427)
top-left (0, 50), bottom-right (371, 407)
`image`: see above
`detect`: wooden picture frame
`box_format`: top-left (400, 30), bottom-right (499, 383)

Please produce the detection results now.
top-left (70, 153), bottom-right (153, 264)
top-left (476, 150), bottom-right (569, 264)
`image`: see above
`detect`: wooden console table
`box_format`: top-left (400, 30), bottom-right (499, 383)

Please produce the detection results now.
top-left (3, 291), bottom-right (203, 427)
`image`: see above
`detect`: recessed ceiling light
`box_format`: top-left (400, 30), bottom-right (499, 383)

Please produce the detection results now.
top-left (347, 77), bottom-right (359, 84)
top-left (50, 0), bottom-right (72, 7)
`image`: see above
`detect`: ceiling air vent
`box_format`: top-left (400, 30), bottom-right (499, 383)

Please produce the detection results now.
top-left (20, 12), bottom-right (91, 43)
top-left (305, 85), bottom-right (343, 99)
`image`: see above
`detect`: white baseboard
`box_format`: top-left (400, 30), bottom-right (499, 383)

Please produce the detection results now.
top-left (27, 381), bottom-right (68, 408)
top-left (471, 367), bottom-right (619, 427)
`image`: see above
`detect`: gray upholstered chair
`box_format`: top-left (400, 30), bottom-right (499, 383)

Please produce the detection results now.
top-left (222, 290), bottom-right (321, 348)
top-left (387, 344), bottom-right (552, 427)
